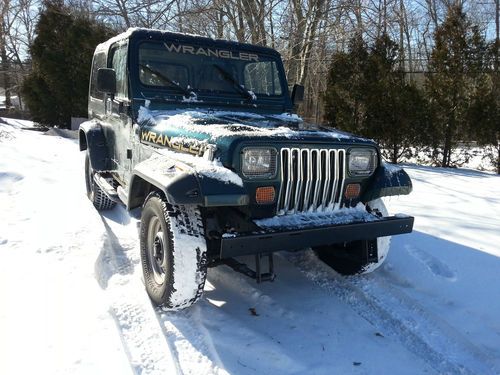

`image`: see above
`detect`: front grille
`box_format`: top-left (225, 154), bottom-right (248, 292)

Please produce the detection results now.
top-left (277, 148), bottom-right (346, 215)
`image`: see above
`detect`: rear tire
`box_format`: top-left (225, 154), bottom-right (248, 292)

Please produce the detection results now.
top-left (140, 192), bottom-right (207, 310)
top-left (84, 152), bottom-right (116, 211)
top-left (314, 198), bottom-right (391, 275)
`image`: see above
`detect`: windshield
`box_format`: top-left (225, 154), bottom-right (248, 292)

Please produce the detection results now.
top-left (138, 41), bottom-right (284, 99)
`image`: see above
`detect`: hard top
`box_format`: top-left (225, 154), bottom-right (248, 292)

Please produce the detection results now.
top-left (95, 28), bottom-right (282, 57)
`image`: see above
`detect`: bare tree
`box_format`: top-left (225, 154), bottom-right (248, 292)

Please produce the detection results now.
top-left (92, 0), bottom-right (177, 30)
top-left (1, 0), bottom-right (12, 108)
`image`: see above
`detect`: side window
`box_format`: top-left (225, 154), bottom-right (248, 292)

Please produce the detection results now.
top-left (90, 52), bottom-right (106, 100)
top-left (244, 61), bottom-right (282, 96)
top-left (110, 44), bottom-right (128, 99)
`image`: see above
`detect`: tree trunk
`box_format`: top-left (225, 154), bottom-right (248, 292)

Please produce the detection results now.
top-left (399, 0), bottom-right (405, 71)
top-left (0, 1), bottom-right (11, 109)
top-left (296, 0), bottom-right (326, 85)
top-left (216, 6), bottom-right (224, 39)
top-left (392, 143), bottom-right (399, 164)
top-left (495, 0), bottom-right (499, 73)
top-left (497, 142), bottom-right (500, 174)
top-left (442, 123), bottom-right (453, 167)
top-left (240, 0), bottom-right (266, 46)
top-left (269, 0), bottom-right (275, 49)
top-left (1, 37), bottom-right (11, 109)
top-left (176, 0), bottom-right (183, 33)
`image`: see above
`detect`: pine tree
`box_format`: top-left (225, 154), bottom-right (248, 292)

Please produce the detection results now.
top-left (323, 34), bottom-right (428, 164)
top-left (323, 35), bottom-right (369, 135)
top-left (21, 1), bottom-right (111, 128)
top-left (425, 5), bottom-right (490, 167)
top-left (364, 34), bottom-right (427, 163)
top-left (468, 40), bottom-right (500, 173)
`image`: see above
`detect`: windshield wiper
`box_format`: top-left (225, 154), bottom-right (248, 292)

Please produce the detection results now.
top-left (212, 64), bottom-right (255, 101)
top-left (139, 63), bottom-right (195, 98)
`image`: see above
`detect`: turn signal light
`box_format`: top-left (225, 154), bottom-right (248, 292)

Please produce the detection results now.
top-left (256, 186), bottom-right (275, 204)
top-left (344, 183), bottom-right (361, 199)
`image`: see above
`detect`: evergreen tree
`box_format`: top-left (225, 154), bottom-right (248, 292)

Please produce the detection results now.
top-left (21, 1), bottom-right (111, 128)
top-left (323, 34), bottom-right (428, 163)
top-left (425, 5), bottom-right (490, 167)
top-left (468, 40), bottom-right (500, 173)
top-left (363, 35), bottom-right (428, 163)
top-left (323, 35), bottom-right (369, 135)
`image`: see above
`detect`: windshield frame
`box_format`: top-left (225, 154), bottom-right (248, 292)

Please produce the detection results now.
top-left (128, 33), bottom-right (292, 110)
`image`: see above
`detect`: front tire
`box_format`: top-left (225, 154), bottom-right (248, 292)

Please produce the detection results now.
top-left (314, 198), bottom-right (391, 275)
top-left (140, 192), bottom-right (207, 310)
top-left (84, 152), bottom-right (116, 211)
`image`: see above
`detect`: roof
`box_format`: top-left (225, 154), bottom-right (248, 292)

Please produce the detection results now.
top-left (95, 28), bottom-right (281, 57)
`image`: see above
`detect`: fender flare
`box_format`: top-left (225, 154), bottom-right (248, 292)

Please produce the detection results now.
top-left (79, 121), bottom-right (110, 171)
top-left (362, 164), bottom-right (413, 202)
top-left (127, 155), bottom-right (249, 210)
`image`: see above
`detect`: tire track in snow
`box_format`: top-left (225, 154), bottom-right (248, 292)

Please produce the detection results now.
top-left (155, 305), bottom-right (230, 375)
top-left (97, 210), bottom-right (227, 375)
top-left (285, 250), bottom-right (499, 375)
top-left (93, 215), bottom-right (178, 375)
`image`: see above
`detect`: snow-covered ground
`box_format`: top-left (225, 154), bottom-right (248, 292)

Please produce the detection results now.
top-left (1, 117), bottom-right (499, 374)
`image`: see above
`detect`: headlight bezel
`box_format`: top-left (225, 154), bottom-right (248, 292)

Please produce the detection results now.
top-left (241, 147), bottom-right (278, 179)
top-left (348, 148), bottom-right (378, 176)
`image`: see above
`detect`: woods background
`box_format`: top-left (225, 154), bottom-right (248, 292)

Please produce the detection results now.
top-left (0, 0), bottom-right (498, 170)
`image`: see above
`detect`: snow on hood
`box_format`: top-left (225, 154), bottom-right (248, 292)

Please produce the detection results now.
top-left (138, 106), bottom-right (367, 142)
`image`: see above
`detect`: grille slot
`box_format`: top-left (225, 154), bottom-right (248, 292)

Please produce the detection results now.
top-left (277, 148), bottom-right (346, 215)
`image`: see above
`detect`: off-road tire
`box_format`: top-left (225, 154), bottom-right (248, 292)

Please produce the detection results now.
top-left (84, 152), bottom-right (116, 211)
top-left (140, 192), bottom-right (207, 310)
top-left (314, 198), bottom-right (391, 275)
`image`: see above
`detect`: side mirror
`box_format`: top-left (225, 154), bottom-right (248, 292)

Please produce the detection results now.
top-left (291, 84), bottom-right (304, 106)
top-left (97, 68), bottom-right (116, 94)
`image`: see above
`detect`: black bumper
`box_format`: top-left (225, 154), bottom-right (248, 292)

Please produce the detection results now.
top-left (219, 215), bottom-right (414, 258)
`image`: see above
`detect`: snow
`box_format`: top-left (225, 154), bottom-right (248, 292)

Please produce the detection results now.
top-left (138, 107), bottom-right (356, 141)
top-left (254, 203), bottom-right (380, 230)
top-left (165, 205), bottom-right (207, 309)
top-left (181, 93), bottom-right (203, 103)
top-left (1, 117), bottom-right (500, 374)
top-left (95, 28), bottom-right (135, 52)
top-left (0, 95), bottom-right (21, 110)
top-left (136, 149), bottom-right (244, 187)
top-left (397, 145), bottom-right (498, 172)
top-left (247, 90), bottom-right (257, 101)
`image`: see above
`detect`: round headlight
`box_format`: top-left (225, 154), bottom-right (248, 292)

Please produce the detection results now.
top-left (241, 147), bottom-right (277, 178)
top-left (348, 148), bottom-right (377, 176)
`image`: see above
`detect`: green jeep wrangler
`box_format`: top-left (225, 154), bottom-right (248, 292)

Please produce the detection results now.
top-left (80, 28), bottom-right (414, 310)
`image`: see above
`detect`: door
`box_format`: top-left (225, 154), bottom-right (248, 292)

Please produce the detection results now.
top-left (106, 42), bottom-right (132, 184)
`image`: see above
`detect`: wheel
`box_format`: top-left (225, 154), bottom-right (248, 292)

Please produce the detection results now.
top-left (314, 198), bottom-right (391, 275)
top-left (84, 151), bottom-right (116, 211)
top-left (140, 192), bottom-right (207, 310)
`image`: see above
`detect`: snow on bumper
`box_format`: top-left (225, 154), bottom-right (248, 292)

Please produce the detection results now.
top-left (219, 214), bottom-right (414, 258)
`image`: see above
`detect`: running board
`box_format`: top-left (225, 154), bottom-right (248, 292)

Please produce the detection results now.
top-left (117, 186), bottom-right (128, 206)
top-left (223, 254), bottom-right (275, 283)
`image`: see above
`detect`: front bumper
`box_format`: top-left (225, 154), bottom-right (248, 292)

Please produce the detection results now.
top-left (219, 215), bottom-right (414, 258)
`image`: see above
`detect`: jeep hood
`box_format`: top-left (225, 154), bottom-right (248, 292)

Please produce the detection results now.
top-left (137, 107), bottom-right (376, 164)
